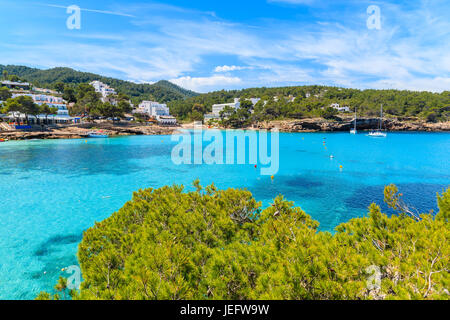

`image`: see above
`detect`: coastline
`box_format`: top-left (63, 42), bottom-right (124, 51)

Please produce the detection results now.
top-left (1, 117), bottom-right (449, 141)
top-left (0, 123), bottom-right (180, 141)
top-left (247, 117), bottom-right (450, 133)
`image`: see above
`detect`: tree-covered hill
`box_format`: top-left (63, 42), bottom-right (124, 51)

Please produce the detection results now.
top-left (2, 64), bottom-right (449, 123)
top-left (169, 86), bottom-right (450, 123)
top-left (0, 65), bottom-right (198, 103)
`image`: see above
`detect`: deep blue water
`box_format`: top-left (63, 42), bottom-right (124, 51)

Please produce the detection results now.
top-left (0, 131), bottom-right (449, 299)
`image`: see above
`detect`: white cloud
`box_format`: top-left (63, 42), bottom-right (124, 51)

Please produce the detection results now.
top-left (169, 75), bottom-right (242, 92)
top-left (2, 1), bottom-right (449, 92)
top-left (214, 65), bottom-right (247, 72)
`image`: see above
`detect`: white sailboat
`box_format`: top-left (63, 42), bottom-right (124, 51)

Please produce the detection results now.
top-left (350, 108), bottom-right (357, 134)
top-left (369, 105), bottom-right (387, 137)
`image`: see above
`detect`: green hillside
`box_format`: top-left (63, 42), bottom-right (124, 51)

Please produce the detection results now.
top-left (0, 65), bottom-right (198, 103)
top-left (169, 86), bottom-right (450, 123)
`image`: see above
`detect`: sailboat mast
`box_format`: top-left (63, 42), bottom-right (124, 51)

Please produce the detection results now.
top-left (354, 108), bottom-right (357, 130)
top-left (380, 104), bottom-right (383, 130)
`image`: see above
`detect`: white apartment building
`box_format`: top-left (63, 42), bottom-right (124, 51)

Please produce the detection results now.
top-left (134, 101), bottom-right (177, 125)
top-left (90, 81), bottom-right (117, 103)
top-left (205, 98), bottom-right (263, 121)
top-left (136, 101), bottom-right (170, 117)
top-left (12, 93), bottom-right (70, 116)
top-left (204, 98), bottom-right (241, 121)
top-left (6, 93), bottom-right (73, 124)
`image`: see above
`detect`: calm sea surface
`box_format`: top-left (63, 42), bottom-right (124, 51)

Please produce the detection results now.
top-left (0, 131), bottom-right (449, 299)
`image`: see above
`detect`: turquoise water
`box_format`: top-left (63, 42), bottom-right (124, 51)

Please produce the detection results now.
top-left (0, 131), bottom-right (449, 299)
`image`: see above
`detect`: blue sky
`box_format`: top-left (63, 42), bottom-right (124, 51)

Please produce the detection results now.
top-left (0, 0), bottom-right (449, 93)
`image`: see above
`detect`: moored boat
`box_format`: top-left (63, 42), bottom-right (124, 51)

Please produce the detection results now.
top-left (350, 107), bottom-right (357, 134)
top-left (88, 131), bottom-right (109, 138)
top-left (368, 105), bottom-right (387, 137)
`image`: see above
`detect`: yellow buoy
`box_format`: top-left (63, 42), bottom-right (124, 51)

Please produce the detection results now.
top-left (271, 175), bottom-right (275, 180)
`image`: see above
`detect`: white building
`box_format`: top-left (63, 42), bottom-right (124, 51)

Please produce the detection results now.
top-left (157, 116), bottom-right (177, 125)
top-left (204, 97), bottom-right (263, 121)
top-left (4, 93), bottom-right (73, 124)
top-left (134, 101), bottom-right (177, 125)
top-left (90, 81), bottom-right (117, 103)
top-left (11, 93), bottom-right (70, 117)
top-left (136, 101), bottom-right (169, 117)
top-left (212, 98), bottom-right (241, 115)
top-left (205, 98), bottom-right (241, 121)
top-left (1, 80), bottom-right (31, 90)
top-left (330, 103), bottom-right (350, 112)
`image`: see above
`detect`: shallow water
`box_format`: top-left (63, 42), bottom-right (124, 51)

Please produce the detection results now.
top-left (0, 131), bottom-right (449, 299)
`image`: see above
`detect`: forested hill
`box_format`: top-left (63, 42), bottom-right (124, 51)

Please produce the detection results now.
top-left (169, 85), bottom-right (450, 123)
top-left (0, 65), bottom-right (198, 103)
top-left (2, 64), bottom-right (449, 122)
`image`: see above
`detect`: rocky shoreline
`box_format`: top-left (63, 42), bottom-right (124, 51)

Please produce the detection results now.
top-left (1, 118), bottom-right (449, 141)
top-left (250, 117), bottom-right (450, 133)
top-left (0, 123), bottom-right (179, 141)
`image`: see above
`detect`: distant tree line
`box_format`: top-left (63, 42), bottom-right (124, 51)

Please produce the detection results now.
top-left (169, 86), bottom-right (450, 125)
top-left (2, 66), bottom-right (449, 125)
top-left (0, 65), bottom-right (198, 104)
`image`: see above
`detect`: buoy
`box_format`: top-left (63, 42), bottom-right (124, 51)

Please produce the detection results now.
top-left (340, 165), bottom-right (343, 169)
top-left (254, 165), bottom-right (257, 169)
top-left (271, 175), bottom-right (275, 180)
top-left (61, 268), bottom-right (65, 272)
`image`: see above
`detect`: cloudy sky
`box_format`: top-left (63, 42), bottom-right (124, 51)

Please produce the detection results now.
top-left (0, 0), bottom-right (449, 92)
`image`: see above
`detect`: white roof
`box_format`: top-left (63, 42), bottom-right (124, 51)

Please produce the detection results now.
top-left (1, 80), bottom-right (30, 86)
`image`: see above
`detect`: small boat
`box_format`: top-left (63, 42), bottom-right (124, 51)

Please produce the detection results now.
top-left (350, 108), bottom-right (357, 134)
top-left (88, 131), bottom-right (109, 138)
top-left (369, 105), bottom-right (387, 137)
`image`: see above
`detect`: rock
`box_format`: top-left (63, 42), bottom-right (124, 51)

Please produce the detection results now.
top-left (0, 123), bottom-right (178, 141)
top-left (251, 118), bottom-right (449, 133)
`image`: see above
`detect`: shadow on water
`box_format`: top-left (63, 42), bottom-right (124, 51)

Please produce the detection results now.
top-left (27, 233), bottom-right (83, 296)
top-left (250, 174), bottom-right (326, 201)
top-left (34, 233), bottom-right (83, 257)
top-left (345, 183), bottom-right (446, 215)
